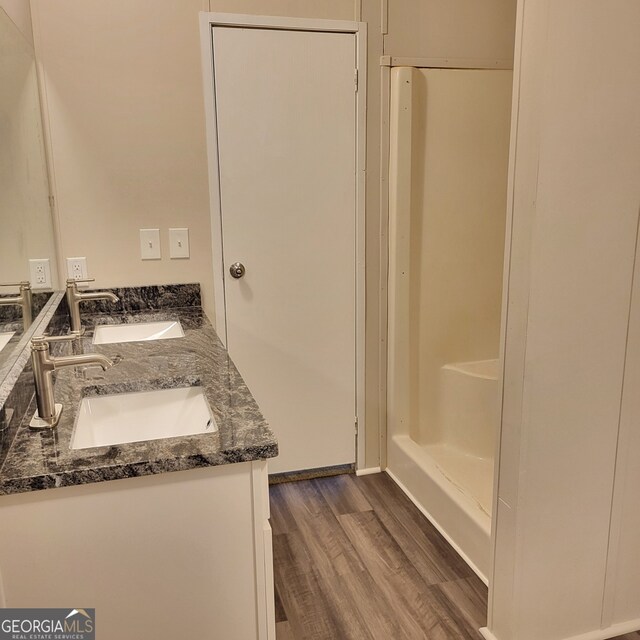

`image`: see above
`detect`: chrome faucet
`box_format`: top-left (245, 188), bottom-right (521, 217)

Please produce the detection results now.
top-left (29, 334), bottom-right (114, 429)
top-left (0, 281), bottom-right (33, 332)
top-left (66, 278), bottom-right (119, 335)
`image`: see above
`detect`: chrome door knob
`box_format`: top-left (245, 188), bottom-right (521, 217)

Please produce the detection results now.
top-left (229, 262), bottom-right (246, 279)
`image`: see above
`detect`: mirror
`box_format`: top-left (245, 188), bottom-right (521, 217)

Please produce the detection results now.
top-left (0, 7), bottom-right (59, 379)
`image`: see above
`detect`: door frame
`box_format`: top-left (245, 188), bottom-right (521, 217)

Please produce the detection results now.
top-left (199, 12), bottom-right (368, 470)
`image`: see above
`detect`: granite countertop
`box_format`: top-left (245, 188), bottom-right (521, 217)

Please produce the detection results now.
top-left (0, 303), bottom-right (278, 495)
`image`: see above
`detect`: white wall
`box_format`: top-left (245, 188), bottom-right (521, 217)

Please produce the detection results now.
top-left (209, 0), bottom-right (353, 20)
top-left (606, 218), bottom-right (640, 630)
top-left (384, 0), bottom-right (516, 62)
top-left (0, 0), bottom-right (32, 45)
top-left (489, 1), bottom-right (640, 638)
top-left (31, 0), bottom-right (215, 315)
top-left (0, 4), bottom-right (55, 285)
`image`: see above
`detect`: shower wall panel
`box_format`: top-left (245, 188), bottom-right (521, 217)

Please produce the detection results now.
top-left (408, 69), bottom-right (512, 445)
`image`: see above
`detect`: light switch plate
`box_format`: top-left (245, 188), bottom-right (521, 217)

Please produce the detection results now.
top-left (169, 228), bottom-right (190, 259)
top-left (140, 229), bottom-right (161, 260)
top-left (29, 258), bottom-right (52, 289)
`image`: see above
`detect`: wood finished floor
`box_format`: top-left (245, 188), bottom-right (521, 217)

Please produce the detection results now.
top-left (270, 472), bottom-right (640, 640)
top-left (270, 472), bottom-right (487, 639)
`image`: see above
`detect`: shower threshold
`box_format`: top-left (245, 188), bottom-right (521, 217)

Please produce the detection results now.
top-left (387, 434), bottom-right (492, 583)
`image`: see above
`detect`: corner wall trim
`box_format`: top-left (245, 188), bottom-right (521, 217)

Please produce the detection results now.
top-left (355, 467), bottom-right (382, 476)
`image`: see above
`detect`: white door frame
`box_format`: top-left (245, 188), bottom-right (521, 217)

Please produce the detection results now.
top-left (199, 12), bottom-right (368, 470)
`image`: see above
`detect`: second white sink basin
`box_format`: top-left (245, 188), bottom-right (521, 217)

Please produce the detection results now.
top-left (93, 320), bottom-right (184, 345)
top-left (70, 386), bottom-right (217, 450)
top-left (0, 331), bottom-right (15, 353)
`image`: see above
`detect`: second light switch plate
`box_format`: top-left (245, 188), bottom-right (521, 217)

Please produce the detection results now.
top-left (169, 228), bottom-right (190, 259)
top-left (140, 229), bottom-right (161, 260)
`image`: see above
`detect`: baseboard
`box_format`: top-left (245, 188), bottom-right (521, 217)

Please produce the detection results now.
top-left (479, 618), bottom-right (640, 640)
top-left (268, 463), bottom-right (354, 484)
top-left (561, 619), bottom-right (640, 640)
top-left (355, 466), bottom-right (381, 476)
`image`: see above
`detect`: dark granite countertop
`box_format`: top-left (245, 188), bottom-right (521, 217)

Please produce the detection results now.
top-left (0, 301), bottom-right (278, 496)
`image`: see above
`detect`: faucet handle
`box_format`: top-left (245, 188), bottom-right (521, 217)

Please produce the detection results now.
top-left (0, 281), bottom-right (31, 289)
top-left (66, 278), bottom-right (95, 286)
top-left (32, 334), bottom-right (80, 346)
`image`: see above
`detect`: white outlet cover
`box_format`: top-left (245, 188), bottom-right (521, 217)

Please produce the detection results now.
top-left (29, 258), bottom-right (52, 289)
top-left (66, 257), bottom-right (88, 286)
top-left (169, 228), bottom-right (190, 259)
top-left (140, 229), bottom-right (161, 260)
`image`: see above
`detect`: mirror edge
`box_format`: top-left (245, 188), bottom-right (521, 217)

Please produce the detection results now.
top-left (0, 291), bottom-right (64, 407)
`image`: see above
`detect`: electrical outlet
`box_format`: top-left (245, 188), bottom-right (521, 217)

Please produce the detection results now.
top-left (29, 259), bottom-right (52, 289)
top-left (66, 257), bottom-right (89, 286)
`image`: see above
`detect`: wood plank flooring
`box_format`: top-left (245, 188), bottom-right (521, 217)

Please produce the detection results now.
top-left (270, 472), bottom-right (640, 640)
top-left (270, 472), bottom-right (487, 639)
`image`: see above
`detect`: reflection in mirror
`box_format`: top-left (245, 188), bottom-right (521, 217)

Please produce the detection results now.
top-left (0, 8), bottom-right (58, 376)
top-left (0, 281), bottom-right (32, 331)
top-left (0, 283), bottom-right (52, 364)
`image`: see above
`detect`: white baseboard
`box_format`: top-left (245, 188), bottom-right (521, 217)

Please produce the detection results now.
top-left (479, 619), bottom-right (640, 640)
top-left (562, 619), bottom-right (640, 640)
top-left (355, 466), bottom-right (381, 476)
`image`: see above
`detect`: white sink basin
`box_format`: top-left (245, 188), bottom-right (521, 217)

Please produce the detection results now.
top-left (93, 320), bottom-right (184, 345)
top-left (70, 386), bottom-right (217, 450)
top-left (0, 332), bottom-right (15, 352)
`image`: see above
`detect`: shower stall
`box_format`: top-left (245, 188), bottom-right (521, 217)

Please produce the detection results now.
top-left (386, 66), bottom-right (513, 581)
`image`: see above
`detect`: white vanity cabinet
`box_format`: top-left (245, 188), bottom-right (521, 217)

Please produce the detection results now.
top-left (0, 461), bottom-right (275, 640)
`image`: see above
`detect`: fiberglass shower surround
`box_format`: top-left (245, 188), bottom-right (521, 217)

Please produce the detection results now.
top-left (387, 66), bottom-right (512, 581)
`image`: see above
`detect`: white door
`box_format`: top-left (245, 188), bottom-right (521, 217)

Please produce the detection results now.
top-left (211, 25), bottom-right (357, 473)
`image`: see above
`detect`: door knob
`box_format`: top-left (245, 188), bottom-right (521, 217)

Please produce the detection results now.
top-left (229, 262), bottom-right (246, 279)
